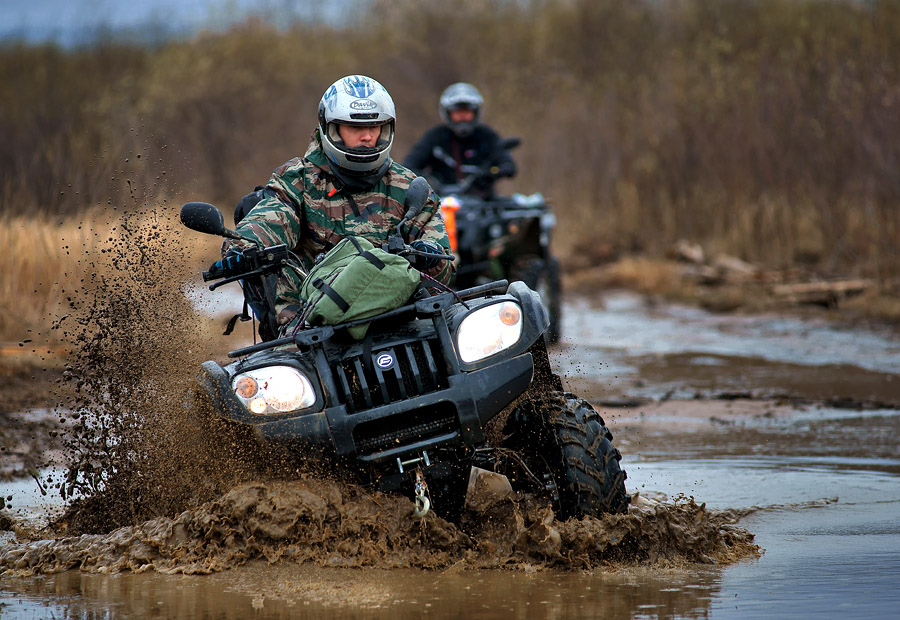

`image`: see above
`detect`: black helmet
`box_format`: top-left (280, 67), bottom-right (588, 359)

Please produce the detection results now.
top-left (439, 82), bottom-right (483, 138)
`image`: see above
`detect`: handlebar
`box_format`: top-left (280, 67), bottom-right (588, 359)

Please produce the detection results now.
top-left (205, 238), bottom-right (453, 291)
top-left (184, 198), bottom-right (457, 345)
top-left (203, 244), bottom-right (291, 288)
top-left (433, 167), bottom-right (492, 196)
top-left (430, 138), bottom-right (519, 196)
top-left (383, 234), bottom-right (455, 264)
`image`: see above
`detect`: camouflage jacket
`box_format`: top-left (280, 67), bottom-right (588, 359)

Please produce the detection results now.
top-left (226, 130), bottom-right (455, 326)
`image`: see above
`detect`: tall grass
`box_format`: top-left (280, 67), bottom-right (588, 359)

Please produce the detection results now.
top-left (0, 210), bottom-right (113, 343)
top-left (0, 204), bottom-right (219, 344)
top-left (2, 0), bottom-right (899, 329)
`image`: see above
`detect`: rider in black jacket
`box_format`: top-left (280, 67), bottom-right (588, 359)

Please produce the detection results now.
top-left (403, 83), bottom-right (516, 199)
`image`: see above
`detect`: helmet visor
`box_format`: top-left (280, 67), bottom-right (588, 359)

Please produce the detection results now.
top-left (328, 121), bottom-right (391, 146)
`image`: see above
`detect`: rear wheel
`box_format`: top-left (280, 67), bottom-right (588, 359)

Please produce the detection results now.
top-left (501, 391), bottom-right (630, 518)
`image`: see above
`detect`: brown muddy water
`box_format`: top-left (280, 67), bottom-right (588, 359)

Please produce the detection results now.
top-left (2, 289), bottom-right (900, 619)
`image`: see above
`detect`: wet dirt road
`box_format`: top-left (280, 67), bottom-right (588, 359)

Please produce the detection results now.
top-left (559, 292), bottom-right (900, 619)
top-left (2, 291), bottom-right (899, 619)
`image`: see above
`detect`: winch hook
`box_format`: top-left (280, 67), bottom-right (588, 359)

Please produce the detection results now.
top-left (413, 469), bottom-right (430, 518)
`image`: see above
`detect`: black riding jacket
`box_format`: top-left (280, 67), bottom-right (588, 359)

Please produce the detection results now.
top-left (403, 124), bottom-right (516, 197)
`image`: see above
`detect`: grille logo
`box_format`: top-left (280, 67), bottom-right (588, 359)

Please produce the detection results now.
top-left (375, 352), bottom-right (394, 369)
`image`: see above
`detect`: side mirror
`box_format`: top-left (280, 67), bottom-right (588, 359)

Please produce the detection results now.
top-left (181, 202), bottom-right (227, 236)
top-left (403, 176), bottom-right (431, 222)
top-left (181, 201), bottom-right (255, 242)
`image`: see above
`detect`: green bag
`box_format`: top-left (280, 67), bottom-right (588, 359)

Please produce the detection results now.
top-left (298, 236), bottom-right (421, 339)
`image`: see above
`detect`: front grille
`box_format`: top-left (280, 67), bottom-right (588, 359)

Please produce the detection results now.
top-left (353, 405), bottom-right (459, 456)
top-left (331, 339), bottom-right (449, 413)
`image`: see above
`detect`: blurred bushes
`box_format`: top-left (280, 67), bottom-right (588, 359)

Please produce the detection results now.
top-left (2, 0), bottom-right (900, 279)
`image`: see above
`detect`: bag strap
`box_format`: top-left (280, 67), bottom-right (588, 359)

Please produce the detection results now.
top-left (311, 277), bottom-right (351, 313)
top-left (348, 236), bottom-right (386, 270)
top-left (345, 192), bottom-right (361, 217)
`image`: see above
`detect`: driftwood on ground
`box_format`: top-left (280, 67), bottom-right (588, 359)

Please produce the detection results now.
top-left (771, 279), bottom-right (873, 305)
top-left (669, 239), bottom-right (874, 306)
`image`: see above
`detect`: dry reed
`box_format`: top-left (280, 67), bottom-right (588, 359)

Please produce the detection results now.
top-left (0, 204), bottom-right (219, 344)
top-left (1, 210), bottom-right (111, 344)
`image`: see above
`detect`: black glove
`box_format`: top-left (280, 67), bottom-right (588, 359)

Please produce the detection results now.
top-left (410, 240), bottom-right (443, 270)
top-left (210, 250), bottom-right (247, 278)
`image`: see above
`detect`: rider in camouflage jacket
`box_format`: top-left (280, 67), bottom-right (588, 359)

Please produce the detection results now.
top-left (224, 75), bottom-right (454, 330)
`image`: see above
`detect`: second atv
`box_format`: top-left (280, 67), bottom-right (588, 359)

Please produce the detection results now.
top-left (434, 137), bottom-right (563, 343)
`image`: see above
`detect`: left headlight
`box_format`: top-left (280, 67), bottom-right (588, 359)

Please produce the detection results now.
top-left (456, 301), bottom-right (523, 363)
top-left (231, 366), bottom-right (316, 415)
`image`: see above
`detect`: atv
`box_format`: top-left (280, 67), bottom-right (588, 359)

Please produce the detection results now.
top-left (180, 185), bottom-right (627, 523)
top-left (434, 137), bottom-right (563, 343)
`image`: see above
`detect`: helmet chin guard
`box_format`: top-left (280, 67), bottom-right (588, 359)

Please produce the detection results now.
top-left (318, 75), bottom-right (395, 189)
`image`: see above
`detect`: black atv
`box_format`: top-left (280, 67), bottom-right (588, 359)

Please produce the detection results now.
top-left (434, 138), bottom-right (562, 343)
top-left (180, 188), bottom-right (627, 523)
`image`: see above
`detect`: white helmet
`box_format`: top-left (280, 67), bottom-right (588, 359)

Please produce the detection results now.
top-left (439, 82), bottom-right (483, 137)
top-left (318, 75), bottom-right (395, 189)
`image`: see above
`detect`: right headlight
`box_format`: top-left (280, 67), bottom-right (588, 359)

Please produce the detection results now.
top-left (231, 366), bottom-right (316, 415)
top-left (456, 301), bottom-right (523, 363)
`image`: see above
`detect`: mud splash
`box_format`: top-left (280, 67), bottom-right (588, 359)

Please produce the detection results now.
top-left (1, 207), bottom-right (759, 577)
top-left (1, 478), bottom-right (757, 576)
top-left (10, 206), bottom-right (260, 533)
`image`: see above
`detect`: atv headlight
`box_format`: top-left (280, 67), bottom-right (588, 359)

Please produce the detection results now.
top-left (456, 301), bottom-right (523, 363)
top-left (231, 366), bottom-right (316, 415)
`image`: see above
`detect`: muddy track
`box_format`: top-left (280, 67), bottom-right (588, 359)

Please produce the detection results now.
top-left (1, 477), bottom-right (758, 575)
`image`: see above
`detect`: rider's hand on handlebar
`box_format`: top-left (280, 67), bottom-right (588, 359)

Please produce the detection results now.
top-left (409, 240), bottom-right (444, 270)
top-left (490, 162), bottom-right (516, 179)
top-left (208, 250), bottom-right (247, 278)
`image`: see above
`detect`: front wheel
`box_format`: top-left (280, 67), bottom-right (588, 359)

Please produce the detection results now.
top-left (501, 391), bottom-right (630, 518)
top-left (426, 460), bottom-right (472, 524)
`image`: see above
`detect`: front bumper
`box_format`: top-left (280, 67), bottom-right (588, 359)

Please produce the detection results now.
top-left (197, 352), bottom-right (533, 464)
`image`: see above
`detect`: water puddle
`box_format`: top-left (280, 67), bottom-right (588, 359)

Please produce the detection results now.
top-left (556, 292), bottom-right (900, 404)
top-left (565, 292), bottom-right (900, 372)
top-left (0, 562), bottom-right (731, 619)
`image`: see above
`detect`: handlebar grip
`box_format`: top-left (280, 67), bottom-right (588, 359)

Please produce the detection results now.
top-left (407, 248), bottom-right (455, 261)
top-left (202, 244), bottom-right (290, 282)
top-left (203, 258), bottom-right (246, 281)
top-left (202, 267), bottom-right (223, 282)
